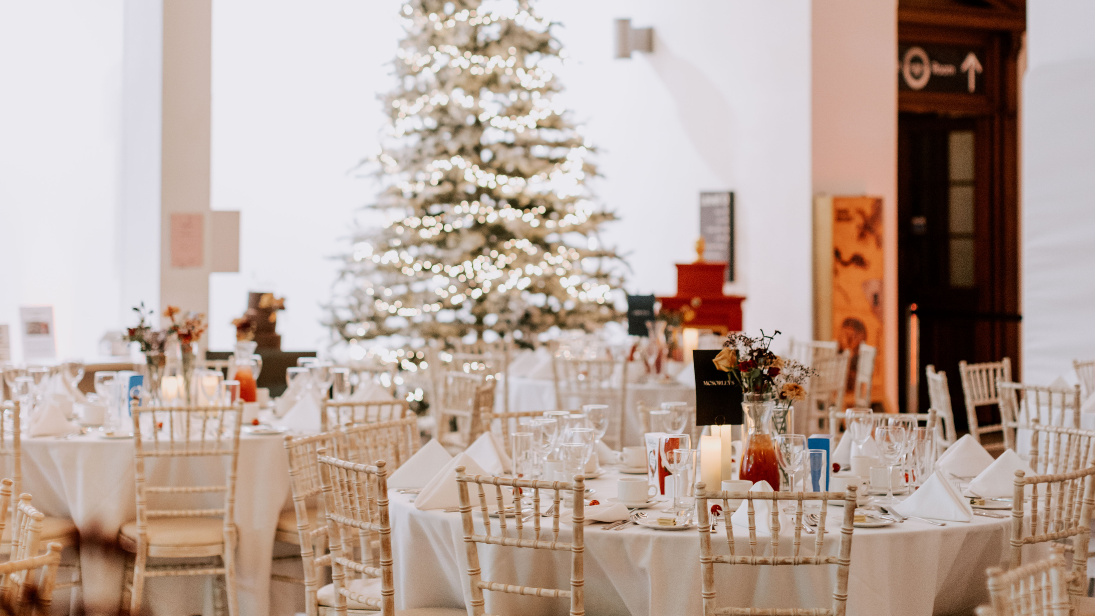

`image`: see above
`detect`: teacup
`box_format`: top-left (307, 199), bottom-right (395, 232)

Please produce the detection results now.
top-left (621, 446), bottom-right (646, 468)
top-left (617, 477), bottom-right (656, 503)
top-left (869, 466), bottom-right (904, 491)
top-left (851, 455), bottom-right (875, 478)
top-left (543, 459), bottom-right (564, 479)
top-left (79, 402), bottom-right (106, 427)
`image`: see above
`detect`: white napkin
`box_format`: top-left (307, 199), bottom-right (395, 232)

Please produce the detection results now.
top-left (729, 481), bottom-right (791, 536)
top-left (526, 354), bottom-right (556, 380)
top-left (28, 396), bottom-right (78, 437)
top-left (968, 449), bottom-right (1035, 499)
top-left (387, 439), bottom-right (453, 490)
top-left (277, 394), bottom-right (321, 433)
top-left (465, 432), bottom-right (512, 475)
top-left (832, 432), bottom-right (878, 467)
top-left (893, 471), bottom-right (973, 522)
top-left (507, 350), bottom-right (542, 378)
top-left (565, 502), bottom-right (629, 524)
top-left (675, 361), bottom-right (695, 387)
top-left (937, 434), bottom-right (995, 478)
top-left (595, 440), bottom-right (619, 465)
top-left (1083, 392), bottom-right (1095, 414)
top-left (274, 385), bottom-right (303, 418)
top-left (414, 452), bottom-right (512, 511)
top-left (351, 381), bottom-right (395, 402)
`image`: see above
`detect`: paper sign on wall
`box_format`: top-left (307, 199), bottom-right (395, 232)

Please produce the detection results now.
top-left (19, 306), bottom-right (56, 361)
top-left (0, 325), bottom-right (10, 362)
top-left (170, 213), bottom-right (204, 268)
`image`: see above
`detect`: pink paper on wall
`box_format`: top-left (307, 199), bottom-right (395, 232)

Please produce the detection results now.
top-left (170, 213), bottom-right (204, 268)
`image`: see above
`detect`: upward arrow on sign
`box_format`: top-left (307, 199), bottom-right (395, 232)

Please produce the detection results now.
top-left (961, 52), bottom-right (982, 93)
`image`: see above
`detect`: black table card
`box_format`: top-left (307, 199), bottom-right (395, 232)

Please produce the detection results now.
top-left (626, 295), bottom-right (656, 336)
top-left (693, 349), bottom-right (743, 425)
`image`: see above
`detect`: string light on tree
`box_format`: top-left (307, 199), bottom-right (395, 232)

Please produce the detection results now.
top-left (328, 0), bottom-right (624, 345)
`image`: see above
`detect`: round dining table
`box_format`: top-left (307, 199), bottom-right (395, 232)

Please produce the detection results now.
top-left (390, 468), bottom-right (1015, 616)
top-left (1, 431), bottom-right (293, 616)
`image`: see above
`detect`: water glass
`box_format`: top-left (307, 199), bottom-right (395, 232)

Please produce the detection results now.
top-left (309, 363), bottom-right (334, 398)
top-left (582, 404), bottom-right (610, 441)
top-left (874, 427), bottom-right (907, 505)
top-left (845, 409), bottom-right (876, 457)
top-left (662, 401), bottom-right (690, 433)
top-left (649, 410), bottom-right (672, 433)
top-left (910, 427), bottom-right (934, 487)
top-left (805, 449), bottom-right (828, 493)
top-left (223, 380), bottom-right (241, 405)
top-left (665, 448), bottom-right (697, 513)
top-left (774, 434), bottom-right (807, 492)
top-left (62, 360), bottom-right (85, 390)
top-left (559, 443), bottom-right (588, 482)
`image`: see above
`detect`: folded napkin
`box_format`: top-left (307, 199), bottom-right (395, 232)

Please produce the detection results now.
top-left (893, 471), bottom-right (973, 522)
top-left (968, 449), bottom-right (1035, 499)
top-left (415, 452), bottom-right (512, 511)
top-left (729, 481), bottom-right (792, 536)
top-left (274, 385), bottom-right (303, 418)
top-left (388, 439), bottom-right (453, 490)
top-left (465, 432), bottom-right (512, 475)
top-left (46, 373), bottom-right (85, 404)
top-left (28, 396), bottom-right (78, 437)
top-left (351, 381), bottom-right (395, 403)
top-left (595, 440), bottom-right (619, 466)
top-left (564, 502), bottom-right (630, 524)
top-left (937, 434), bottom-right (994, 478)
top-left (276, 394), bottom-right (321, 433)
top-left (833, 432), bottom-right (878, 467)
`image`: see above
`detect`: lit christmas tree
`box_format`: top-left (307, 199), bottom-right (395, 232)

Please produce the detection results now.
top-left (328, 0), bottom-right (624, 347)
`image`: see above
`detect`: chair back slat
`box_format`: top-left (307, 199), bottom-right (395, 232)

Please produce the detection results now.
top-left (321, 399), bottom-right (411, 431)
top-left (455, 467), bottom-right (584, 615)
top-left (982, 547), bottom-right (1071, 616)
top-left (553, 355), bottom-right (627, 448)
top-left (0, 541), bottom-right (62, 612)
top-left (696, 483), bottom-right (858, 615)
top-left (805, 351), bottom-right (850, 434)
top-left (959, 358), bottom-right (1012, 447)
top-left (434, 372), bottom-right (494, 449)
top-left (1073, 359), bottom-right (1095, 401)
top-left (317, 450), bottom-right (392, 614)
top-left (999, 383), bottom-right (1082, 453)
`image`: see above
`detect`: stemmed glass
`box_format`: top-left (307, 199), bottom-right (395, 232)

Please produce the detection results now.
top-left (663, 402), bottom-right (690, 434)
top-left (774, 434), bottom-right (807, 492)
top-left (909, 427), bottom-right (934, 487)
top-left (512, 432), bottom-right (535, 511)
top-left (884, 415), bottom-right (918, 483)
top-left (28, 367), bottom-right (50, 401)
top-left (845, 409), bottom-right (876, 457)
top-left (661, 434), bottom-right (693, 512)
top-left (560, 443), bottom-right (589, 484)
top-left (94, 372), bottom-right (118, 433)
top-left (13, 377), bottom-right (35, 420)
top-left (664, 448), bottom-right (698, 514)
top-left (310, 363), bottom-right (334, 400)
top-left (649, 410), bottom-right (672, 433)
top-left (62, 360), bottom-right (85, 392)
top-left (582, 404), bottom-right (610, 443)
top-left (874, 427), bottom-right (907, 505)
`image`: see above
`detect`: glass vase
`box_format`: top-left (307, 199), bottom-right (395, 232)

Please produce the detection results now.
top-left (144, 352), bottom-right (166, 406)
top-left (739, 393), bottom-right (780, 489)
top-left (179, 343), bottom-right (197, 405)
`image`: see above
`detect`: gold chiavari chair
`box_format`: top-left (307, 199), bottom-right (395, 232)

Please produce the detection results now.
top-left (925, 365), bottom-right (958, 448)
top-left (317, 450), bottom-right (464, 616)
top-left (976, 547), bottom-right (1072, 616)
top-left (434, 372), bottom-right (495, 453)
top-left (694, 482), bottom-right (859, 616)
top-left (1073, 360), bottom-right (1095, 401)
top-left (804, 351), bottom-right (851, 435)
top-left (321, 399), bottom-right (412, 431)
top-left (0, 492), bottom-right (62, 616)
top-left (959, 358), bottom-right (1012, 452)
top-left (999, 382), bottom-right (1083, 450)
top-left (119, 403), bottom-right (243, 616)
top-left (455, 466), bottom-right (585, 616)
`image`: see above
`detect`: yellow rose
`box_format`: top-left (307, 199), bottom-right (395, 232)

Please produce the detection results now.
top-left (713, 348), bottom-right (738, 372)
top-left (781, 382), bottom-right (806, 401)
top-left (771, 356), bottom-right (785, 369)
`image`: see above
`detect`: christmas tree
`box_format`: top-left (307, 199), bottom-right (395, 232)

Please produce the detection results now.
top-left (327, 0), bottom-right (624, 347)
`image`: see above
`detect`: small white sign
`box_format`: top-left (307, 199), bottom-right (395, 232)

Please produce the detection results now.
top-left (19, 306), bottom-right (56, 361)
top-left (0, 325), bottom-right (9, 362)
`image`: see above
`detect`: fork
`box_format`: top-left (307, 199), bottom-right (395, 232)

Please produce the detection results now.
top-left (613, 511), bottom-right (647, 530)
top-left (802, 513), bottom-right (818, 534)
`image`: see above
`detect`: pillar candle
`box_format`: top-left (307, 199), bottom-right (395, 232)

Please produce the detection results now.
top-left (699, 434), bottom-right (722, 490)
top-left (717, 424), bottom-right (736, 480)
top-left (161, 376), bottom-right (179, 402)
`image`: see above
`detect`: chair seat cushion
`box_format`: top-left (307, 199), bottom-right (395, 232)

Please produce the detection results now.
top-left (0, 515), bottom-right (78, 554)
top-left (1075, 595), bottom-right (1095, 615)
top-left (119, 517), bottom-right (228, 548)
top-left (277, 507), bottom-right (316, 533)
top-left (317, 577), bottom-right (382, 610)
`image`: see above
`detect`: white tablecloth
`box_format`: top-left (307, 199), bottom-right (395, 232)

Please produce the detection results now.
top-left (390, 470), bottom-right (1012, 616)
top-left (3, 433), bottom-right (291, 616)
top-left (504, 377), bottom-right (695, 447)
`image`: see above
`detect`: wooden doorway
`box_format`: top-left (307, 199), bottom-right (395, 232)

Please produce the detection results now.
top-left (897, 1), bottom-right (1024, 429)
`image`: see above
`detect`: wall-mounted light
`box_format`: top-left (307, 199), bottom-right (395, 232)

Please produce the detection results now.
top-left (614, 18), bottom-right (653, 59)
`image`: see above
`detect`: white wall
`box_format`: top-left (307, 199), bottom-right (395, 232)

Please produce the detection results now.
top-left (207, 0), bottom-right (814, 350)
top-left (1022, 2), bottom-right (1095, 383)
top-left (0, 2), bottom-right (126, 361)
top-left (811, 0), bottom-right (897, 407)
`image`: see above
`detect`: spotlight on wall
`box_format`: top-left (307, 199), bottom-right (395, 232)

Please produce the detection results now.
top-left (614, 18), bottom-right (654, 59)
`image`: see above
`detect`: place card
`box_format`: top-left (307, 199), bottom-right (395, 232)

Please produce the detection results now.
top-left (693, 349), bottom-right (742, 425)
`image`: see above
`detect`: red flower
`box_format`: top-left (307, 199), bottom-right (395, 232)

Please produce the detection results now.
top-left (588, 500), bottom-right (599, 506)
top-left (738, 360), bottom-right (756, 372)
top-left (767, 367), bottom-right (781, 377)
top-left (251, 419), bottom-right (260, 426)
top-left (710, 504), bottom-right (723, 517)
top-left (832, 462), bottom-right (841, 474)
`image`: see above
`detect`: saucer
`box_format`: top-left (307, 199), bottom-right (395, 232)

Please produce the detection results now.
top-left (607, 497), bottom-right (659, 509)
top-left (245, 425), bottom-right (288, 436)
top-left (617, 465), bottom-right (648, 475)
top-left (635, 518), bottom-right (695, 531)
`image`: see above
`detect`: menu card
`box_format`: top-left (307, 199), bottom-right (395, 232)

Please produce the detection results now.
top-left (693, 349), bottom-right (742, 425)
top-left (626, 295), bottom-right (656, 336)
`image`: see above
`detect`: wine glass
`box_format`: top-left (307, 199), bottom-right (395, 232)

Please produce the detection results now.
top-left (664, 448), bottom-right (697, 514)
top-left (62, 360), bottom-right (85, 391)
top-left (910, 427), bottom-right (934, 487)
top-left (94, 372), bottom-right (117, 402)
top-left (542, 410), bottom-right (570, 454)
top-left (660, 434), bottom-right (692, 510)
top-left (845, 409), bottom-right (876, 457)
top-left (663, 402), bottom-right (690, 434)
top-left (309, 363), bottom-right (334, 399)
top-left (512, 432), bottom-right (535, 511)
top-left (28, 367), bottom-right (50, 399)
top-left (874, 427), bottom-right (907, 505)
top-left (649, 410), bottom-right (672, 433)
top-left (774, 434), bottom-right (807, 492)
top-left (582, 404), bottom-right (610, 442)
top-left (566, 427), bottom-right (597, 472)
top-left (560, 443), bottom-right (588, 483)
top-left (530, 417), bottom-right (558, 474)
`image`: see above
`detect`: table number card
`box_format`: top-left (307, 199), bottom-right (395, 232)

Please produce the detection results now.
top-left (626, 295), bottom-right (656, 336)
top-left (693, 349), bottom-right (742, 425)
top-left (19, 306), bottom-right (56, 361)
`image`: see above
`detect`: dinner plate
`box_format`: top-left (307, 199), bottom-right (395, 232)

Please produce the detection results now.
top-left (971, 500), bottom-right (1012, 510)
top-left (853, 516), bottom-right (894, 528)
top-left (488, 507), bottom-right (537, 519)
top-left (617, 466), bottom-right (648, 475)
top-left (607, 497), bottom-right (660, 509)
top-left (99, 432), bottom-right (134, 440)
top-left (635, 518), bottom-right (695, 531)
top-left (867, 487), bottom-right (910, 496)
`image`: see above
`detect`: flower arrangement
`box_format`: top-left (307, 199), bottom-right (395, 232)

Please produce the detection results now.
top-left (164, 306), bottom-right (207, 349)
top-left (123, 302), bottom-right (168, 354)
top-left (712, 330), bottom-right (813, 401)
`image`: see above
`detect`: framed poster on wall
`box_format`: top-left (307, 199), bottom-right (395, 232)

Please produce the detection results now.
top-left (814, 196), bottom-right (886, 410)
top-left (699, 192), bottom-right (734, 281)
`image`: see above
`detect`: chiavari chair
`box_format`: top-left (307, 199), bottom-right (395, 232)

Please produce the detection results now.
top-left (317, 450), bottom-right (464, 616)
top-left (480, 409), bottom-right (546, 457)
top-left (434, 372), bottom-right (494, 453)
top-left (450, 338), bottom-right (511, 414)
top-left (1008, 465), bottom-right (1095, 608)
top-left (695, 482), bottom-right (859, 615)
top-left (852, 343), bottom-right (877, 408)
top-left (455, 466), bottom-right (585, 616)
top-left (959, 358), bottom-right (1013, 452)
top-left (804, 351), bottom-right (850, 434)
top-left (925, 365), bottom-right (958, 447)
top-left (553, 355), bottom-right (627, 448)
top-left (321, 399), bottom-right (412, 431)
top-left (0, 492), bottom-right (61, 616)
top-left (1073, 360), bottom-right (1095, 401)
top-left (119, 403), bottom-right (243, 616)
top-left (787, 339), bottom-right (839, 368)
top-left (976, 547), bottom-right (1072, 616)
top-left (999, 382), bottom-right (1082, 450)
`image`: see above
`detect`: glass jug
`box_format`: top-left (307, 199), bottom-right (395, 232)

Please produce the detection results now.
top-left (228, 341), bottom-right (262, 403)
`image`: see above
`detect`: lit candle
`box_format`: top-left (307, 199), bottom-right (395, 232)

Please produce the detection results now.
top-left (161, 376), bottom-right (179, 402)
top-left (717, 424), bottom-right (736, 480)
top-left (201, 374), bottom-right (220, 404)
top-left (699, 434), bottom-right (722, 490)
